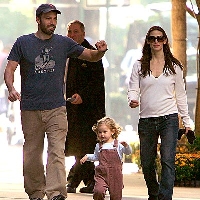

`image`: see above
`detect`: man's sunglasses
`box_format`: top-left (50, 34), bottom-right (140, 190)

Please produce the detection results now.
top-left (147, 36), bottom-right (166, 43)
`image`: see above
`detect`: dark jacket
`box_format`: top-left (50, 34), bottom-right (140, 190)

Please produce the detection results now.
top-left (65, 39), bottom-right (106, 156)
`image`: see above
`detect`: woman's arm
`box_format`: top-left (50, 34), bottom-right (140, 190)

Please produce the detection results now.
top-left (127, 61), bottom-right (141, 107)
top-left (175, 65), bottom-right (191, 128)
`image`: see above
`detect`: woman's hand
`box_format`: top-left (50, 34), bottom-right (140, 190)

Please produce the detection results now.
top-left (185, 127), bottom-right (191, 134)
top-left (129, 100), bottom-right (139, 108)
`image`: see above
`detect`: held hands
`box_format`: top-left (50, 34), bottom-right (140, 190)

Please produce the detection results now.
top-left (80, 155), bottom-right (88, 164)
top-left (95, 40), bottom-right (108, 52)
top-left (129, 100), bottom-right (139, 108)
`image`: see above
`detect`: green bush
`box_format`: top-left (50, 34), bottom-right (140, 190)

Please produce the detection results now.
top-left (175, 153), bottom-right (200, 184)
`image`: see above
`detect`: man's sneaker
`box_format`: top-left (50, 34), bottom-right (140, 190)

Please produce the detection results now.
top-left (30, 198), bottom-right (43, 200)
top-left (79, 185), bottom-right (94, 193)
top-left (148, 195), bottom-right (158, 200)
top-left (67, 186), bottom-right (76, 193)
top-left (51, 194), bottom-right (65, 200)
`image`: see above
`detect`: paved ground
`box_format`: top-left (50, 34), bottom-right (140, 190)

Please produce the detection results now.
top-left (0, 172), bottom-right (200, 200)
top-left (0, 138), bottom-right (199, 200)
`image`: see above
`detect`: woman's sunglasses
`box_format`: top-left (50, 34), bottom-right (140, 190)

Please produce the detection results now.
top-left (147, 36), bottom-right (166, 43)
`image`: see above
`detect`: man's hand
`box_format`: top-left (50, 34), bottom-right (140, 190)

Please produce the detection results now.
top-left (78, 40), bottom-right (108, 62)
top-left (95, 40), bottom-right (108, 52)
top-left (70, 93), bottom-right (83, 104)
top-left (8, 88), bottom-right (21, 102)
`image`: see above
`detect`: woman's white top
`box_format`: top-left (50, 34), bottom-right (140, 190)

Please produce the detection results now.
top-left (127, 60), bottom-right (191, 127)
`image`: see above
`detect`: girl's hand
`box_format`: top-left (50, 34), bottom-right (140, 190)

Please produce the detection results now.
top-left (80, 155), bottom-right (88, 164)
top-left (120, 141), bottom-right (128, 148)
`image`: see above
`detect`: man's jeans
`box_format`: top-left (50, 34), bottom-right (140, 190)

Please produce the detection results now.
top-left (138, 113), bottom-right (179, 200)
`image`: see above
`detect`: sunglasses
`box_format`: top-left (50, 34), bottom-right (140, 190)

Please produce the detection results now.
top-left (147, 36), bottom-right (166, 43)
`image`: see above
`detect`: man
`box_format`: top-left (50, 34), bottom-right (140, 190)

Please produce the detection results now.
top-left (64, 20), bottom-right (106, 194)
top-left (4, 4), bottom-right (107, 200)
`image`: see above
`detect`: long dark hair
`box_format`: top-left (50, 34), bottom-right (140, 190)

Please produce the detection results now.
top-left (139, 26), bottom-right (183, 77)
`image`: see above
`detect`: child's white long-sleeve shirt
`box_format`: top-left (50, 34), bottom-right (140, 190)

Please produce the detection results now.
top-left (127, 60), bottom-right (191, 127)
top-left (86, 140), bottom-right (132, 162)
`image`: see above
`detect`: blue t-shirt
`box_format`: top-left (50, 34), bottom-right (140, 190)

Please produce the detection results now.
top-left (8, 33), bottom-right (84, 111)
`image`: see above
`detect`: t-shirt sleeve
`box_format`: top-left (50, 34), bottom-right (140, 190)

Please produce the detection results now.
top-left (65, 37), bottom-right (85, 58)
top-left (7, 37), bottom-right (22, 63)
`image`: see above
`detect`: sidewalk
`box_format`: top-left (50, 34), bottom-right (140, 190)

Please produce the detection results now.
top-left (0, 143), bottom-right (199, 200)
top-left (0, 171), bottom-right (199, 200)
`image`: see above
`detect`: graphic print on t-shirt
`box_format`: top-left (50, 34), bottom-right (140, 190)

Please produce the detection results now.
top-left (35, 47), bottom-right (55, 73)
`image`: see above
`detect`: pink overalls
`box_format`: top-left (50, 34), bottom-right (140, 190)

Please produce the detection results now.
top-left (93, 139), bottom-right (123, 200)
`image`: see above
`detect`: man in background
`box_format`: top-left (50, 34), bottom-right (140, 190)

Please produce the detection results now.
top-left (65, 20), bottom-right (106, 194)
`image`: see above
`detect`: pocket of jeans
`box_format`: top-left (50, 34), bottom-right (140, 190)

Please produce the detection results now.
top-left (50, 106), bottom-right (68, 132)
top-left (138, 118), bottom-right (148, 134)
top-left (165, 113), bottom-right (179, 127)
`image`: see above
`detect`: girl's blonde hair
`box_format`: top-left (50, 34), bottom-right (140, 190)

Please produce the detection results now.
top-left (92, 117), bottom-right (122, 140)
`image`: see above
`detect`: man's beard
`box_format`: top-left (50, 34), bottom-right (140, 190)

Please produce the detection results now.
top-left (40, 24), bottom-right (56, 35)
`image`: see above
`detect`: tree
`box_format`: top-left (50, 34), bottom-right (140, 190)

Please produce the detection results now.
top-left (171, 0), bottom-right (187, 77)
top-left (186, 0), bottom-right (200, 136)
top-left (171, 0), bottom-right (187, 131)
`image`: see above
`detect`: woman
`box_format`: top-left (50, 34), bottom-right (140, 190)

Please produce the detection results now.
top-left (127, 26), bottom-right (192, 200)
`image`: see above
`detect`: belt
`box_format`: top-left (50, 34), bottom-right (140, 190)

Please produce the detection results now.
top-left (141, 113), bottom-right (178, 121)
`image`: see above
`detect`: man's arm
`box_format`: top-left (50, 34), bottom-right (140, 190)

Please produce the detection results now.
top-left (4, 60), bottom-right (21, 102)
top-left (78, 40), bottom-right (108, 62)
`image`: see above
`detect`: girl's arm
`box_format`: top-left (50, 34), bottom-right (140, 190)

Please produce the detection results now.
top-left (120, 142), bottom-right (132, 155)
top-left (80, 143), bottom-right (100, 164)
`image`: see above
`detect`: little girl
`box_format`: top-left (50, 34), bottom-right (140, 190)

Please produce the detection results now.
top-left (80, 117), bottom-right (132, 200)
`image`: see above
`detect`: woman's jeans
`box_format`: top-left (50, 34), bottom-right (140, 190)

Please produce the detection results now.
top-left (138, 113), bottom-right (179, 200)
